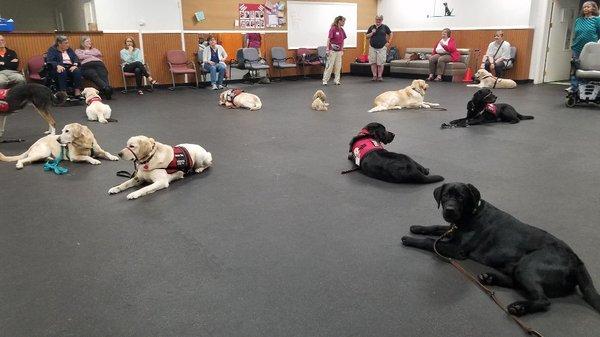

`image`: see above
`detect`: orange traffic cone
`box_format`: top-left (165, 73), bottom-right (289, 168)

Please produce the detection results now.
top-left (462, 67), bottom-right (474, 83)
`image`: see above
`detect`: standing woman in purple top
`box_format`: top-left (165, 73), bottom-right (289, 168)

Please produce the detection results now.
top-left (322, 16), bottom-right (347, 86)
top-left (75, 36), bottom-right (113, 99)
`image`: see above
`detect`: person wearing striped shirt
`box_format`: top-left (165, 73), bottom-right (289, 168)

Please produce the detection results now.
top-left (568, 1), bottom-right (600, 93)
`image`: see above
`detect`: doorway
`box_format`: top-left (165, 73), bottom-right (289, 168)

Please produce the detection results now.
top-left (542, 0), bottom-right (581, 83)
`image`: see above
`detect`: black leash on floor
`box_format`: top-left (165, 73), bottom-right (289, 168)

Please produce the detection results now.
top-left (424, 106), bottom-right (448, 111)
top-left (341, 166), bottom-right (360, 174)
top-left (433, 227), bottom-right (544, 337)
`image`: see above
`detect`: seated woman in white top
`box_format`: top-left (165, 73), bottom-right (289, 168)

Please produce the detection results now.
top-left (481, 30), bottom-right (512, 77)
top-left (202, 36), bottom-right (228, 90)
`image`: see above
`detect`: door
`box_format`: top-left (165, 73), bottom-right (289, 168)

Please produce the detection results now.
top-left (543, 0), bottom-right (580, 82)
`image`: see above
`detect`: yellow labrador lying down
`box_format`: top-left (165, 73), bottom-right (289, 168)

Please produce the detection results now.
top-left (467, 69), bottom-right (517, 89)
top-left (108, 136), bottom-right (213, 200)
top-left (219, 88), bottom-right (262, 110)
top-left (368, 79), bottom-right (440, 113)
top-left (0, 122), bottom-right (118, 169)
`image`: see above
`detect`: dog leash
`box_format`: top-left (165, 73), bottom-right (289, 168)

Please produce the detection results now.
top-left (43, 145), bottom-right (69, 175)
top-left (341, 166), bottom-right (360, 174)
top-left (433, 227), bottom-right (544, 337)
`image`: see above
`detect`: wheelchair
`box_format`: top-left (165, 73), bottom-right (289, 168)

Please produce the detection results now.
top-left (565, 42), bottom-right (600, 108)
top-left (38, 61), bottom-right (85, 106)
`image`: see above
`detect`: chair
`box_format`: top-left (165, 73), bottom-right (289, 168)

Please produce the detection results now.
top-left (297, 48), bottom-right (322, 78)
top-left (121, 62), bottom-right (152, 94)
top-left (26, 55), bottom-right (46, 83)
top-left (241, 48), bottom-right (270, 80)
top-left (270, 47), bottom-right (297, 80)
top-left (166, 50), bottom-right (199, 90)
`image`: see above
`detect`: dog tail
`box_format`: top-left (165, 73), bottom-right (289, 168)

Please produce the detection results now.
top-left (518, 114), bottom-right (534, 120)
top-left (576, 259), bottom-right (600, 313)
top-left (51, 91), bottom-right (67, 105)
top-left (250, 100), bottom-right (262, 111)
top-left (368, 105), bottom-right (389, 113)
top-left (0, 150), bottom-right (28, 162)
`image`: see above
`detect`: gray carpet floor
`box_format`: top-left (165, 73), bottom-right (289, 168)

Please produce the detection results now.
top-left (1, 76), bottom-right (599, 337)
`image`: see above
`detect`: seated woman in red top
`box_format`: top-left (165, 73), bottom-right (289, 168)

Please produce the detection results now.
top-left (427, 28), bottom-right (460, 82)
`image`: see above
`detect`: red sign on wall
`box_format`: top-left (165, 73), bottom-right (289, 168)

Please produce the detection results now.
top-left (239, 3), bottom-right (266, 29)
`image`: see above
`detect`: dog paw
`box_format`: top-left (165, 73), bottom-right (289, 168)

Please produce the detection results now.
top-left (127, 192), bottom-right (141, 200)
top-left (507, 301), bottom-right (529, 316)
top-left (409, 226), bottom-right (426, 234)
top-left (401, 236), bottom-right (415, 246)
top-left (15, 162), bottom-right (23, 169)
top-left (89, 159), bottom-right (101, 165)
top-left (108, 154), bottom-right (119, 161)
top-left (108, 187), bottom-right (120, 194)
top-left (478, 273), bottom-right (494, 285)
top-left (99, 119), bottom-right (108, 124)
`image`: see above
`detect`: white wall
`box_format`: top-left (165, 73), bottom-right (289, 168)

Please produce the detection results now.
top-left (529, 0), bottom-right (552, 83)
top-left (378, 0), bottom-right (533, 30)
top-left (94, 0), bottom-right (183, 32)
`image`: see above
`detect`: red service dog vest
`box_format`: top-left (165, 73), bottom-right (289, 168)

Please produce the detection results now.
top-left (166, 146), bottom-right (194, 174)
top-left (0, 88), bottom-right (10, 113)
top-left (485, 103), bottom-right (497, 116)
top-left (351, 129), bottom-right (384, 166)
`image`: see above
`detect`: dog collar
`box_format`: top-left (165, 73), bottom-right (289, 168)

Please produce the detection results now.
top-left (132, 144), bottom-right (156, 170)
top-left (87, 97), bottom-right (102, 105)
top-left (472, 200), bottom-right (484, 214)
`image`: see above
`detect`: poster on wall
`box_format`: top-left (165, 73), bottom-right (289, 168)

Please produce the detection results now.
top-left (239, 3), bottom-right (266, 29)
top-left (429, 0), bottom-right (455, 18)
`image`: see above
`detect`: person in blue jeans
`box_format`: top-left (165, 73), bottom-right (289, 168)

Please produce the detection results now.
top-left (202, 36), bottom-right (228, 90)
top-left (568, 1), bottom-right (600, 93)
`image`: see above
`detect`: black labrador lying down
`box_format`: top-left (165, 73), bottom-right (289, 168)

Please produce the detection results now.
top-left (347, 123), bottom-right (443, 184)
top-left (401, 182), bottom-right (600, 316)
top-left (441, 88), bottom-right (533, 128)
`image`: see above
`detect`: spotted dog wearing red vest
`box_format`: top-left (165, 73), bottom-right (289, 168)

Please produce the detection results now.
top-left (109, 135), bottom-right (212, 200)
top-left (348, 123), bottom-right (444, 184)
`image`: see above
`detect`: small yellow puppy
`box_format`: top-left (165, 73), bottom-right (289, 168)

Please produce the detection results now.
top-left (311, 90), bottom-right (329, 111)
top-left (81, 87), bottom-right (112, 123)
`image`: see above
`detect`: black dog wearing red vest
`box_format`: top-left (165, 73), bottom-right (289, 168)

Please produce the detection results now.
top-left (0, 83), bottom-right (66, 135)
top-left (442, 88), bottom-right (533, 128)
top-left (347, 123), bottom-right (444, 184)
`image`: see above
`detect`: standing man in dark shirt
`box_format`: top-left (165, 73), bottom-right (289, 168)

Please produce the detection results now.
top-left (0, 35), bottom-right (26, 88)
top-left (366, 15), bottom-right (392, 82)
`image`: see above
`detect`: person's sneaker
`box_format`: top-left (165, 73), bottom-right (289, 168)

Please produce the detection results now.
top-left (565, 87), bottom-right (574, 93)
top-left (217, 84), bottom-right (224, 89)
top-left (334, 81), bottom-right (341, 85)
top-left (211, 84), bottom-right (218, 90)
top-left (322, 81), bottom-right (327, 86)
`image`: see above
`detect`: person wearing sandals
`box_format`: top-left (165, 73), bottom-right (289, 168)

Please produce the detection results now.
top-left (76, 36), bottom-right (113, 99)
top-left (427, 28), bottom-right (460, 82)
top-left (366, 14), bottom-right (392, 82)
top-left (120, 36), bottom-right (157, 95)
top-left (322, 16), bottom-right (346, 86)
top-left (202, 35), bottom-right (228, 90)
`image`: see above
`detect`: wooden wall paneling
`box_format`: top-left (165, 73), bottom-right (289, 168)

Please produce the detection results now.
top-left (141, 33), bottom-right (186, 85)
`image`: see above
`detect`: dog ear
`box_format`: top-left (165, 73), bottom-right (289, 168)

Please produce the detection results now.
top-left (76, 125), bottom-right (94, 149)
top-left (433, 184), bottom-right (446, 208)
top-left (466, 183), bottom-right (481, 206)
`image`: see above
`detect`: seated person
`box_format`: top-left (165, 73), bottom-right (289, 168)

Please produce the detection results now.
top-left (75, 36), bottom-right (113, 99)
top-left (481, 30), bottom-right (511, 77)
top-left (202, 35), bottom-right (228, 90)
top-left (46, 35), bottom-right (83, 97)
top-left (120, 36), bottom-right (157, 95)
top-left (0, 34), bottom-right (26, 88)
top-left (427, 28), bottom-right (460, 82)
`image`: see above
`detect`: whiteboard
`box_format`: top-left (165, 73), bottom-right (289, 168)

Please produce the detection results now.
top-left (287, 1), bottom-right (357, 49)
